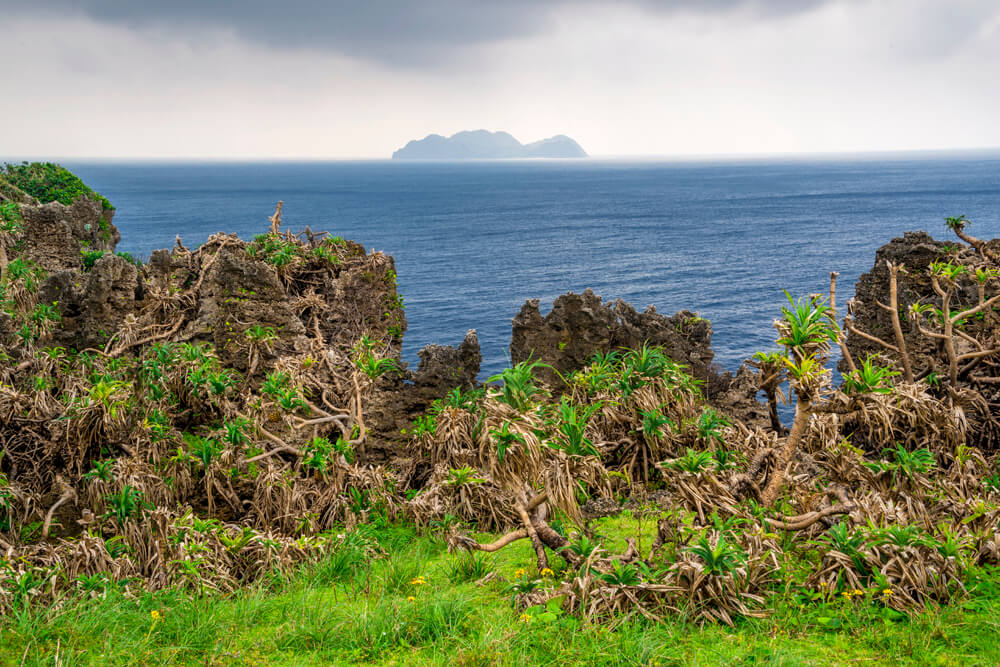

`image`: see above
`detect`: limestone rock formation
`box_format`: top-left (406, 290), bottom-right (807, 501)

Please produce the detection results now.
top-left (21, 198), bottom-right (119, 273)
top-left (368, 330), bottom-right (482, 461)
top-left (510, 289), bottom-right (716, 385)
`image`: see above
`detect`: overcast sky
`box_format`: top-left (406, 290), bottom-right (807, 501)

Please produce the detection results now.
top-left (3, 0), bottom-right (999, 158)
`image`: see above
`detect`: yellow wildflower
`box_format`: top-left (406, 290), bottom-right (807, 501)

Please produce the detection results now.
top-left (852, 589), bottom-right (864, 596)
top-left (514, 568), bottom-right (526, 578)
top-left (150, 610), bottom-right (162, 622)
top-left (881, 588), bottom-right (893, 597)
top-left (841, 591), bottom-right (852, 599)
top-left (406, 596), bottom-right (416, 602)
top-left (818, 581), bottom-right (827, 587)
top-left (519, 613), bottom-right (532, 623)
top-left (409, 576), bottom-right (426, 586)
top-left (541, 568), bottom-right (555, 577)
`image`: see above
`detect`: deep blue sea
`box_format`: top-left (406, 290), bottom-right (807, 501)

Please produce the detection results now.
top-left (61, 156), bottom-right (1000, 379)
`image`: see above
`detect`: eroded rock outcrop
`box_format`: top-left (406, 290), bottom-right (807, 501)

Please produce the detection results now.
top-left (21, 198), bottom-right (119, 273)
top-left (510, 289), bottom-right (716, 386)
top-left (509, 288), bottom-right (767, 428)
top-left (368, 330), bottom-right (482, 461)
top-left (846, 229), bottom-right (1000, 449)
top-left (40, 254), bottom-right (139, 350)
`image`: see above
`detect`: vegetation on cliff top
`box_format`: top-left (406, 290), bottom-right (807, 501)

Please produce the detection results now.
top-left (1, 162), bottom-right (114, 212)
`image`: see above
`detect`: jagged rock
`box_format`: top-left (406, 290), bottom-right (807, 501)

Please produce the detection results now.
top-left (846, 230), bottom-right (1000, 450)
top-left (510, 289), bottom-right (716, 387)
top-left (40, 255), bottom-right (139, 350)
top-left (19, 198), bottom-right (119, 273)
top-left (711, 363), bottom-right (771, 428)
top-left (197, 242), bottom-right (310, 369)
top-left (367, 330), bottom-right (482, 461)
top-left (412, 330), bottom-right (482, 390)
top-left (320, 249), bottom-right (406, 354)
top-left (847, 232), bottom-right (946, 365)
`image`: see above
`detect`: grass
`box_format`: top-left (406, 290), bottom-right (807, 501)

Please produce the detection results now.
top-left (1, 514), bottom-right (998, 666)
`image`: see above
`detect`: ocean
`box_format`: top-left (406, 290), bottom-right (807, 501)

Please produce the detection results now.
top-left (62, 156), bottom-right (1000, 380)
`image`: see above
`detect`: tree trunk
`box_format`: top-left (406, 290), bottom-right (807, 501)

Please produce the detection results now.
top-left (760, 392), bottom-right (812, 506)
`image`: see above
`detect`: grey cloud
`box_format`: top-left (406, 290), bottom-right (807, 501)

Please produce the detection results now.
top-left (5, 0), bottom-right (839, 65)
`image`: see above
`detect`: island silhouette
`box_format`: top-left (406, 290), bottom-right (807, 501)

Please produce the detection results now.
top-left (392, 129), bottom-right (587, 159)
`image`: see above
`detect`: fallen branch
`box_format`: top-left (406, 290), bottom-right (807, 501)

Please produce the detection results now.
top-left (42, 481), bottom-right (76, 538)
top-left (108, 316), bottom-right (185, 356)
top-left (765, 503), bottom-right (855, 531)
top-left (245, 445), bottom-right (301, 464)
top-left (451, 529), bottom-right (528, 553)
top-left (244, 424), bottom-right (302, 463)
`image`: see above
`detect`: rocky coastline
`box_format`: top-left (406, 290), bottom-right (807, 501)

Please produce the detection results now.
top-left (0, 163), bottom-right (997, 620)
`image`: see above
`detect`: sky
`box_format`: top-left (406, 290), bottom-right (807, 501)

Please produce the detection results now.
top-left (2, 0), bottom-right (999, 159)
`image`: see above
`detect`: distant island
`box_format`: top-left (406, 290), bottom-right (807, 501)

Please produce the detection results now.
top-left (392, 130), bottom-right (587, 160)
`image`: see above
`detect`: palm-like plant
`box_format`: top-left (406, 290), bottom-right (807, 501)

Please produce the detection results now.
top-left (749, 350), bottom-right (788, 433)
top-left (597, 560), bottom-right (641, 586)
top-left (261, 370), bottom-right (290, 397)
top-left (104, 485), bottom-right (148, 525)
top-left (695, 408), bottom-right (729, 447)
top-left (82, 459), bottom-right (114, 483)
top-left (871, 524), bottom-right (932, 549)
top-left (550, 396), bottom-right (602, 457)
top-left (639, 408), bottom-right (674, 441)
top-left (929, 261), bottom-right (966, 283)
top-left (623, 343), bottom-right (670, 379)
top-left (819, 521), bottom-right (869, 575)
top-left (775, 291), bottom-right (838, 359)
top-left (184, 433), bottom-right (222, 470)
top-left (244, 325), bottom-right (277, 345)
top-left (572, 350), bottom-right (621, 394)
top-left (490, 421), bottom-right (526, 462)
top-left (843, 355), bottom-right (899, 395)
top-left (445, 466), bottom-right (486, 486)
top-left (864, 444), bottom-right (935, 484)
top-left (760, 292), bottom-right (839, 505)
top-left (301, 436), bottom-right (351, 475)
top-left (664, 448), bottom-right (716, 473)
top-left (687, 535), bottom-right (746, 575)
top-left (487, 358), bottom-right (550, 412)
top-left (565, 534), bottom-right (599, 559)
top-left (221, 419), bottom-right (250, 448)
top-left (354, 341), bottom-right (399, 379)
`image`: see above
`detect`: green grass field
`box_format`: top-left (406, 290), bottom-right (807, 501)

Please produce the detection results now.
top-left (2, 514), bottom-right (997, 666)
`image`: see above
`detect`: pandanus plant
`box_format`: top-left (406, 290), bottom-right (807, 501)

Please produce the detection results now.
top-left (447, 359), bottom-right (609, 571)
top-left (759, 292), bottom-right (838, 505)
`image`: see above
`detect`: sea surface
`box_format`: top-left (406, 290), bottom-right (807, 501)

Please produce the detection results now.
top-left (61, 156), bottom-right (1000, 380)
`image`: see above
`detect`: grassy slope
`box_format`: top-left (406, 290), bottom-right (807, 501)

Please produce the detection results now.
top-left (1, 513), bottom-right (997, 667)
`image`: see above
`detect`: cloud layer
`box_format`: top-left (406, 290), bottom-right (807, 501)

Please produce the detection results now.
top-left (4, 1), bottom-right (835, 65)
top-left (2, 0), bottom-right (999, 158)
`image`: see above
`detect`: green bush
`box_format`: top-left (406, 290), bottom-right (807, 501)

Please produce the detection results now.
top-left (1, 162), bottom-right (114, 211)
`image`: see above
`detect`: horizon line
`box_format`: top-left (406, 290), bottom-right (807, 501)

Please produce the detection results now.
top-left (5, 146), bottom-right (1000, 164)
